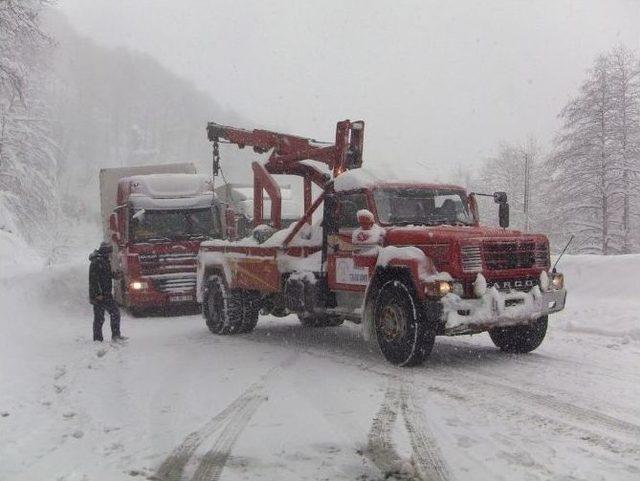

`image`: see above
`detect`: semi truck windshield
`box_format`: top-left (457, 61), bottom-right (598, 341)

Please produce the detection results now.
top-left (374, 188), bottom-right (473, 226)
top-left (130, 208), bottom-right (220, 242)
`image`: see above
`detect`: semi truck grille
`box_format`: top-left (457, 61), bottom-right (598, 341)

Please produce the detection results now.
top-left (483, 241), bottom-right (536, 270)
top-left (461, 245), bottom-right (483, 272)
top-left (139, 252), bottom-right (197, 275)
top-left (151, 274), bottom-right (197, 294)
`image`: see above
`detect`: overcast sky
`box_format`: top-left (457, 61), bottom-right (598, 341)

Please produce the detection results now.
top-left (58, 0), bottom-right (640, 181)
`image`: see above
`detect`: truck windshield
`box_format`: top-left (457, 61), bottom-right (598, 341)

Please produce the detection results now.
top-left (130, 208), bottom-right (220, 242)
top-left (373, 187), bottom-right (473, 226)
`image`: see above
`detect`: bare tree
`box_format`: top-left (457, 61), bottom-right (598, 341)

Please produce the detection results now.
top-left (609, 46), bottom-right (640, 253)
top-left (551, 54), bottom-right (621, 254)
top-left (477, 137), bottom-right (543, 233)
top-left (0, 0), bottom-right (59, 252)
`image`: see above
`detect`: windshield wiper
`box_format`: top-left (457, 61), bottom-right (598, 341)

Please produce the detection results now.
top-left (138, 236), bottom-right (172, 243)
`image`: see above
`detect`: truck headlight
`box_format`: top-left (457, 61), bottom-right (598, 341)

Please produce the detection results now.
top-left (551, 273), bottom-right (564, 290)
top-left (425, 280), bottom-right (452, 298)
top-left (130, 281), bottom-right (148, 290)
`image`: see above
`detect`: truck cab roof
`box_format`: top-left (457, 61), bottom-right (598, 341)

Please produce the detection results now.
top-left (333, 168), bottom-right (465, 193)
top-left (117, 173), bottom-right (216, 210)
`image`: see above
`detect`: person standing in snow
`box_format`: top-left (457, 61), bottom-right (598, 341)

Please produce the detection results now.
top-left (89, 242), bottom-right (125, 342)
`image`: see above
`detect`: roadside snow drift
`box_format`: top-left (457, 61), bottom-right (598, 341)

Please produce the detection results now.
top-left (554, 254), bottom-right (640, 340)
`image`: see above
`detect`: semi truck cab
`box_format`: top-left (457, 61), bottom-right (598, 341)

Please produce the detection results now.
top-left (108, 173), bottom-right (224, 313)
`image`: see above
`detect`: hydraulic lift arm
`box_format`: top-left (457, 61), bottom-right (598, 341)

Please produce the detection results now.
top-left (207, 120), bottom-right (364, 229)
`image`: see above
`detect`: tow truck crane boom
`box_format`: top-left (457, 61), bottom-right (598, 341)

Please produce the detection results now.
top-left (207, 120), bottom-right (364, 229)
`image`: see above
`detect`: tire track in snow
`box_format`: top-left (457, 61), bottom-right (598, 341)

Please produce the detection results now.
top-left (400, 384), bottom-right (453, 481)
top-left (154, 384), bottom-right (263, 481)
top-left (366, 385), bottom-right (406, 478)
top-left (366, 381), bottom-right (454, 481)
top-left (462, 370), bottom-right (640, 440)
top-left (154, 352), bottom-right (298, 481)
top-left (190, 393), bottom-right (266, 481)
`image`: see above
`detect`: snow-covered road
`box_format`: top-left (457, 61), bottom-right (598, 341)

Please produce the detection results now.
top-left (1, 256), bottom-right (639, 481)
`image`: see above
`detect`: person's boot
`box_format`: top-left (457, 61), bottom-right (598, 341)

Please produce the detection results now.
top-left (112, 335), bottom-right (128, 342)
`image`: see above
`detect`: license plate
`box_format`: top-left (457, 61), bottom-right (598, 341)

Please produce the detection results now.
top-left (169, 295), bottom-right (193, 303)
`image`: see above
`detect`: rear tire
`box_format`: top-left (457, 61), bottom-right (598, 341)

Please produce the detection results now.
top-left (204, 276), bottom-right (243, 335)
top-left (374, 280), bottom-right (435, 366)
top-left (489, 315), bottom-right (548, 353)
top-left (297, 314), bottom-right (344, 328)
top-left (238, 291), bottom-right (260, 333)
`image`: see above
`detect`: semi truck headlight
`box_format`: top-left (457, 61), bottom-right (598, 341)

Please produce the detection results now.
top-left (130, 281), bottom-right (148, 290)
top-left (425, 280), bottom-right (452, 298)
top-left (551, 273), bottom-right (564, 290)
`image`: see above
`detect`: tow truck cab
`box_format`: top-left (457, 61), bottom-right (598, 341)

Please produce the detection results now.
top-left (319, 171), bottom-right (566, 338)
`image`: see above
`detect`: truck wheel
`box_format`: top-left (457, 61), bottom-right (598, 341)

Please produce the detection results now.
top-left (204, 277), bottom-right (243, 335)
top-left (297, 314), bottom-right (344, 327)
top-left (374, 280), bottom-right (435, 366)
top-left (238, 291), bottom-right (260, 333)
top-left (489, 315), bottom-right (548, 353)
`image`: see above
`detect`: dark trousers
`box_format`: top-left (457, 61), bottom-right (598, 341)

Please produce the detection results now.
top-left (93, 298), bottom-right (121, 341)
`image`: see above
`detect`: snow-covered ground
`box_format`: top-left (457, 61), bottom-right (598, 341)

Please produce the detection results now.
top-left (1, 253), bottom-right (639, 481)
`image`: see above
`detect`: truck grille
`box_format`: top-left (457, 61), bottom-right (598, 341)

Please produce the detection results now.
top-left (533, 243), bottom-right (550, 269)
top-left (483, 241), bottom-right (536, 270)
top-left (151, 274), bottom-right (197, 294)
top-left (460, 245), bottom-right (483, 272)
top-left (139, 252), bottom-right (197, 275)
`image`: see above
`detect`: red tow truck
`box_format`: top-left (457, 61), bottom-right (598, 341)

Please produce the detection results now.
top-left (196, 121), bottom-right (567, 366)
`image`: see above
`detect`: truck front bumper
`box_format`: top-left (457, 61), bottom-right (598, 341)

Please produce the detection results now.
top-left (439, 286), bottom-right (567, 335)
top-left (127, 273), bottom-right (198, 309)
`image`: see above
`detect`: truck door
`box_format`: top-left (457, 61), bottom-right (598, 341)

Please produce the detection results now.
top-left (327, 191), bottom-right (371, 291)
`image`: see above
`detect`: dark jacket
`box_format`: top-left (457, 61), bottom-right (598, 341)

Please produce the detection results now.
top-left (89, 250), bottom-right (115, 303)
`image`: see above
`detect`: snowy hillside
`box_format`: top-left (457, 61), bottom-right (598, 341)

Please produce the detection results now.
top-left (0, 254), bottom-right (639, 481)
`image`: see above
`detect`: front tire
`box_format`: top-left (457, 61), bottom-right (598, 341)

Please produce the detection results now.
top-left (374, 280), bottom-right (435, 366)
top-left (204, 276), bottom-right (243, 335)
top-left (489, 315), bottom-right (548, 353)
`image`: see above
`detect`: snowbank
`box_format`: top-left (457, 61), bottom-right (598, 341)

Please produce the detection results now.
top-left (0, 230), bottom-right (44, 277)
top-left (554, 254), bottom-right (640, 341)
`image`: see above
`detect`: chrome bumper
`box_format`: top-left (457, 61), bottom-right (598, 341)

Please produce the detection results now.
top-left (440, 287), bottom-right (567, 335)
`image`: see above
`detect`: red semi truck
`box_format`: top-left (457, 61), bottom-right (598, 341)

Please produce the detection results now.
top-left (195, 121), bottom-right (567, 366)
top-left (100, 164), bottom-right (224, 314)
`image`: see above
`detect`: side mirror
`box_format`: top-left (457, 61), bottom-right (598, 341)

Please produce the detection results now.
top-left (467, 193), bottom-right (479, 225)
top-left (493, 191), bottom-right (508, 204)
top-left (499, 202), bottom-right (510, 228)
top-left (109, 213), bottom-right (121, 244)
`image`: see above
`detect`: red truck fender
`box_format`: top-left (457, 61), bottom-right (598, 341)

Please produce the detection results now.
top-left (359, 246), bottom-right (439, 343)
top-left (196, 250), bottom-right (232, 304)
